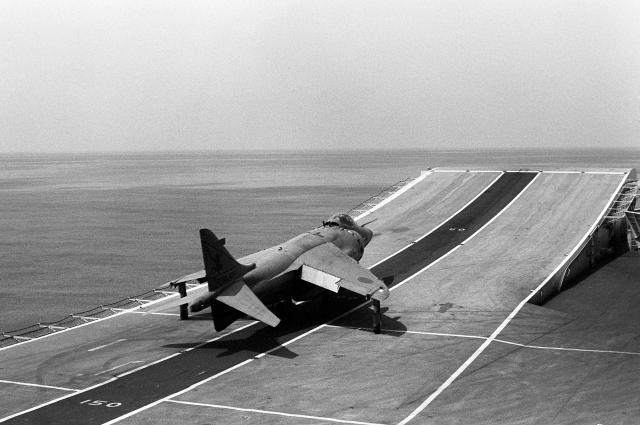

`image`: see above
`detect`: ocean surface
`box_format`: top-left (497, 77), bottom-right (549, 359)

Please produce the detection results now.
top-left (1, 148), bottom-right (639, 332)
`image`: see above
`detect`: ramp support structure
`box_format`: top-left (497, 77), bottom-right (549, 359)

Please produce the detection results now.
top-left (542, 177), bottom-right (639, 299)
top-left (627, 210), bottom-right (640, 250)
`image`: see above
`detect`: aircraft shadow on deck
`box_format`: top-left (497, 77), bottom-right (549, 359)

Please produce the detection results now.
top-left (163, 296), bottom-right (407, 359)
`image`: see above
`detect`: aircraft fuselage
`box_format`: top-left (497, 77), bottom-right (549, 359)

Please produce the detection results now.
top-left (191, 221), bottom-right (373, 312)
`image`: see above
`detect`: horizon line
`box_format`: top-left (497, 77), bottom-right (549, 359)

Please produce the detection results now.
top-left (2, 146), bottom-right (640, 155)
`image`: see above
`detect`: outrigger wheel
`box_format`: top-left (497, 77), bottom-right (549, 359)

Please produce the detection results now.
top-left (372, 299), bottom-right (382, 334)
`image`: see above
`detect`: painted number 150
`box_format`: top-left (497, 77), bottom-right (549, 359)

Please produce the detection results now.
top-left (80, 399), bottom-right (122, 408)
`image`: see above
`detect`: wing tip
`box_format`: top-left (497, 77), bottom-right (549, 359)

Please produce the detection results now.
top-left (371, 286), bottom-right (390, 301)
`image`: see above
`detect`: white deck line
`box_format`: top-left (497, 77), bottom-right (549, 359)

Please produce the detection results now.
top-left (164, 399), bottom-right (386, 425)
top-left (435, 169), bottom-right (626, 175)
top-left (324, 324), bottom-right (487, 341)
top-left (414, 172), bottom-right (504, 245)
top-left (493, 338), bottom-right (640, 356)
top-left (102, 359), bottom-right (257, 425)
top-left (87, 338), bottom-right (127, 352)
top-left (124, 310), bottom-right (181, 317)
top-left (386, 245), bottom-right (463, 293)
top-left (396, 170), bottom-right (630, 425)
top-left (366, 171), bottom-right (503, 270)
top-left (433, 169), bottom-right (510, 173)
top-left (0, 379), bottom-right (78, 392)
top-left (94, 361), bottom-right (145, 376)
top-left (458, 173), bottom-right (541, 246)
top-left (541, 170), bottom-right (627, 175)
top-left (354, 170), bottom-right (431, 221)
top-left (0, 376), bottom-right (118, 423)
top-left (325, 325), bottom-right (640, 356)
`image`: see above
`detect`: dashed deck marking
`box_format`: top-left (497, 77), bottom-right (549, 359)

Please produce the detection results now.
top-left (164, 399), bottom-right (387, 425)
top-left (0, 380), bottom-right (78, 392)
top-left (3, 172), bottom-right (537, 425)
top-left (94, 361), bottom-right (145, 376)
top-left (87, 339), bottom-right (127, 352)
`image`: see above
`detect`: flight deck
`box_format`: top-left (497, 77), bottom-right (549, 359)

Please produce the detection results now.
top-left (1, 168), bottom-right (639, 424)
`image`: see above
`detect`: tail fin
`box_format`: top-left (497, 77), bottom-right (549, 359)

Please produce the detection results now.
top-left (200, 229), bottom-right (256, 292)
top-left (199, 229), bottom-right (280, 331)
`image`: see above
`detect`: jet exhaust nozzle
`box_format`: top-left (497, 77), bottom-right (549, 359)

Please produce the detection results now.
top-left (190, 293), bottom-right (216, 313)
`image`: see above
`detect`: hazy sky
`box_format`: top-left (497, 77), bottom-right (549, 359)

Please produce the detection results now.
top-left (1, 0), bottom-right (639, 152)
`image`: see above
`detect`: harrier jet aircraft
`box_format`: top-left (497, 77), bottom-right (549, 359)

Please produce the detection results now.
top-left (170, 214), bottom-right (389, 333)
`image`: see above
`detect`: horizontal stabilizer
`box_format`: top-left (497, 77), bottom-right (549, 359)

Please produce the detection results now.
top-left (216, 279), bottom-right (280, 328)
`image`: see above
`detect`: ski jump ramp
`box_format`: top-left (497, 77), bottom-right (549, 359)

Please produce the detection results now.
top-left (1, 168), bottom-right (638, 424)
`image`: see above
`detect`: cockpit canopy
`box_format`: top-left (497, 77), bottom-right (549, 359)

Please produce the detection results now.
top-left (324, 213), bottom-right (356, 228)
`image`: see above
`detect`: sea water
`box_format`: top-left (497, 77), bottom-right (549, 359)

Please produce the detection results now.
top-left (1, 148), bottom-right (639, 331)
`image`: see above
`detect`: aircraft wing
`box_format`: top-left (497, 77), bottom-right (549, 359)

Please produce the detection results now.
top-left (293, 242), bottom-right (389, 301)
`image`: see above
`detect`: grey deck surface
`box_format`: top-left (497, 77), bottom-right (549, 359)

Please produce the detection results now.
top-left (423, 255), bottom-right (640, 425)
top-left (1, 168), bottom-right (637, 425)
